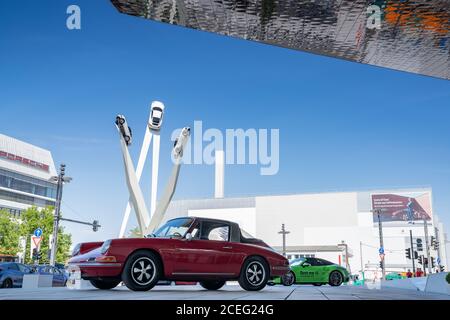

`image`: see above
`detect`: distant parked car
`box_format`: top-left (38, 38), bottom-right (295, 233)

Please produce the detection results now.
top-left (0, 263), bottom-right (33, 289)
top-left (32, 265), bottom-right (68, 287)
top-left (386, 272), bottom-right (404, 281)
top-left (270, 258), bottom-right (350, 287)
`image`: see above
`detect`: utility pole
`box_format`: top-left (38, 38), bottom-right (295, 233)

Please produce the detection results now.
top-left (278, 224), bottom-right (290, 257)
top-left (49, 164), bottom-right (72, 266)
top-left (423, 218), bottom-right (432, 275)
top-left (359, 241), bottom-right (364, 273)
top-left (409, 230), bottom-right (416, 273)
top-left (434, 227), bottom-right (442, 271)
top-left (372, 209), bottom-right (386, 280)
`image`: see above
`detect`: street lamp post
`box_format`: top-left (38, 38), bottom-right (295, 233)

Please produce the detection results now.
top-left (423, 218), bottom-right (432, 275)
top-left (278, 224), bottom-right (290, 257)
top-left (409, 230), bottom-right (416, 274)
top-left (372, 209), bottom-right (386, 280)
top-left (49, 164), bottom-right (72, 266)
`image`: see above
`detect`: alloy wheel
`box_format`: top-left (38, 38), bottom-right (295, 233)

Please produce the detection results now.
top-left (246, 262), bottom-right (266, 287)
top-left (131, 257), bottom-right (156, 286)
top-left (330, 271), bottom-right (343, 286)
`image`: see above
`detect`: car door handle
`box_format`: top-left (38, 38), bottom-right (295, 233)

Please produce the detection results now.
top-left (223, 246), bottom-right (233, 250)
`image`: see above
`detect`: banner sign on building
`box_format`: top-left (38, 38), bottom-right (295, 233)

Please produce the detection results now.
top-left (371, 192), bottom-right (432, 223)
top-left (0, 150), bottom-right (50, 172)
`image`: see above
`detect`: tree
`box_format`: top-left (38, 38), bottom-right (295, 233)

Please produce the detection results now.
top-left (128, 227), bottom-right (143, 238)
top-left (19, 207), bottom-right (72, 264)
top-left (0, 209), bottom-right (20, 256)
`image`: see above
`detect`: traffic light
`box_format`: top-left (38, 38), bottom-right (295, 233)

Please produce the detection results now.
top-left (414, 251), bottom-right (419, 260)
top-left (92, 220), bottom-right (100, 232)
top-left (379, 261), bottom-right (383, 269)
top-left (32, 248), bottom-right (38, 260)
top-left (405, 248), bottom-right (411, 260)
top-left (431, 236), bottom-right (436, 248)
top-left (32, 248), bottom-right (42, 261)
top-left (418, 256), bottom-right (423, 265)
top-left (440, 266), bottom-right (445, 272)
top-left (431, 257), bottom-right (435, 269)
top-left (423, 258), bottom-right (429, 267)
top-left (416, 239), bottom-right (423, 252)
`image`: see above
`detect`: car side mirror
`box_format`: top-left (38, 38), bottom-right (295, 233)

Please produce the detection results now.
top-left (185, 233), bottom-right (193, 242)
top-left (302, 263), bottom-right (311, 268)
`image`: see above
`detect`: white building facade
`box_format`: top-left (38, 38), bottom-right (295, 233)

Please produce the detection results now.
top-left (165, 188), bottom-right (448, 279)
top-left (0, 134), bottom-right (57, 217)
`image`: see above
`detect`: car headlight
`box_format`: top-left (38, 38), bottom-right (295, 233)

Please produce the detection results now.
top-left (100, 240), bottom-right (112, 255)
top-left (71, 244), bottom-right (81, 257)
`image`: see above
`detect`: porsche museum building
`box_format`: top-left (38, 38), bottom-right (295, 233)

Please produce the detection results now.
top-left (165, 188), bottom-right (449, 280)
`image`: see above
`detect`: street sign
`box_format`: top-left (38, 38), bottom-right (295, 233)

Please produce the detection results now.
top-left (30, 235), bottom-right (43, 259)
top-left (437, 258), bottom-right (441, 265)
top-left (34, 228), bottom-right (43, 238)
top-left (379, 247), bottom-right (385, 255)
top-left (32, 236), bottom-right (42, 248)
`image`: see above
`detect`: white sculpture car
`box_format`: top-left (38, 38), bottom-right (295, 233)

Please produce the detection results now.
top-left (115, 115), bottom-right (133, 146)
top-left (148, 101), bottom-right (165, 131)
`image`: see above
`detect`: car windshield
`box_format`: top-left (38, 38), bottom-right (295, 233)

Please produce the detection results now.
top-left (290, 258), bottom-right (306, 267)
top-left (152, 218), bottom-right (193, 239)
top-left (152, 110), bottom-right (162, 119)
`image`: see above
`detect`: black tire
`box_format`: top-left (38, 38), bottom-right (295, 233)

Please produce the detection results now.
top-left (282, 271), bottom-right (296, 286)
top-left (238, 256), bottom-right (270, 292)
top-left (329, 271), bottom-right (344, 287)
top-left (313, 283), bottom-right (323, 287)
top-left (90, 279), bottom-right (121, 290)
top-left (2, 278), bottom-right (13, 289)
top-left (199, 280), bottom-right (226, 291)
top-left (122, 250), bottom-right (162, 292)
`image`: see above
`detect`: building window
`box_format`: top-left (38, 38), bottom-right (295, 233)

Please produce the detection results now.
top-left (0, 190), bottom-right (55, 208)
top-left (0, 169), bottom-right (57, 199)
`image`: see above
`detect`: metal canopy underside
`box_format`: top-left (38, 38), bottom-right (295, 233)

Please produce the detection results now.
top-left (110, 0), bottom-right (450, 80)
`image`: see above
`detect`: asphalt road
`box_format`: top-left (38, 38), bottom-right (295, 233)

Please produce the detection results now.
top-left (0, 284), bottom-right (449, 300)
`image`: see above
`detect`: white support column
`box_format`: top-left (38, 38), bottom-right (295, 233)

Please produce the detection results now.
top-left (117, 126), bottom-right (151, 235)
top-left (146, 127), bottom-right (190, 234)
top-left (151, 133), bottom-right (161, 216)
top-left (119, 128), bottom-right (153, 238)
top-left (215, 150), bottom-right (225, 199)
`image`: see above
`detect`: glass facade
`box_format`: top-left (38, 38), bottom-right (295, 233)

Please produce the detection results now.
top-left (111, 0), bottom-right (450, 80)
top-left (0, 189), bottom-right (55, 208)
top-left (0, 168), bottom-right (57, 199)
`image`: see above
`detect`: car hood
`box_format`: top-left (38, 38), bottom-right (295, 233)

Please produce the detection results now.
top-left (68, 247), bottom-right (103, 264)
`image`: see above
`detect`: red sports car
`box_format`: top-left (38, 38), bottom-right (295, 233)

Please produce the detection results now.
top-left (68, 217), bottom-right (289, 292)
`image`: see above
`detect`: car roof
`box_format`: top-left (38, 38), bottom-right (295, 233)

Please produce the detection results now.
top-left (170, 216), bottom-right (239, 227)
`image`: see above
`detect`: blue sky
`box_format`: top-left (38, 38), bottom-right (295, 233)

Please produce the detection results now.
top-left (1, 0), bottom-right (450, 246)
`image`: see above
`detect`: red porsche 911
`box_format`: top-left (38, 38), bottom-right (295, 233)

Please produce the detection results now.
top-left (68, 217), bottom-right (289, 292)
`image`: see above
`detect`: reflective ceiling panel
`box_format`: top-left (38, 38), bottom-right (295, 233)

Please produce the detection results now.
top-left (110, 0), bottom-right (450, 80)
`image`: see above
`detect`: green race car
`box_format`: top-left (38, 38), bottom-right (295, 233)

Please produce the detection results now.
top-left (271, 258), bottom-right (350, 287)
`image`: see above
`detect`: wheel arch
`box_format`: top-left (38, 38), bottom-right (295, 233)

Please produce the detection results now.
top-left (2, 277), bottom-right (13, 288)
top-left (328, 269), bottom-right (344, 285)
top-left (125, 248), bottom-right (165, 276)
top-left (242, 255), bottom-right (270, 273)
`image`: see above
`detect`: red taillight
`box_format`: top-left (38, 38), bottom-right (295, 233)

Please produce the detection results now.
top-left (95, 256), bottom-right (117, 263)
